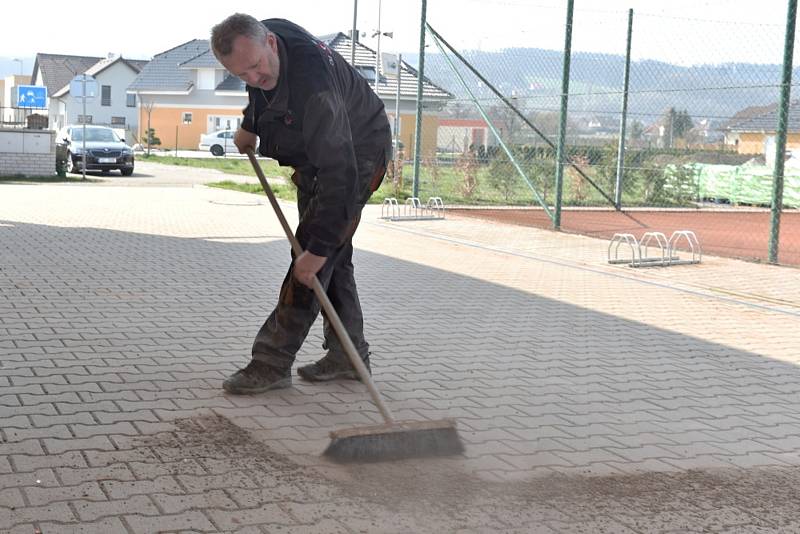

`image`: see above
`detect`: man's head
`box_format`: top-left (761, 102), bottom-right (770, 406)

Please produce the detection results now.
top-left (211, 13), bottom-right (280, 91)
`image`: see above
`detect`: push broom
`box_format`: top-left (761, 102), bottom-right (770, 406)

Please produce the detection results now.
top-left (246, 149), bottom-right (464, 462)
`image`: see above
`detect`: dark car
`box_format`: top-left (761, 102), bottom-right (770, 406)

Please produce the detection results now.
top-left (56, 125), bottom-right (134, 176)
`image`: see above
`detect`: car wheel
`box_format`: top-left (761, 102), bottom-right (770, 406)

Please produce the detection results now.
top-left (121, 167), bottom-right (134, 176)
top-left (210, 144), bottom-right (224, 156)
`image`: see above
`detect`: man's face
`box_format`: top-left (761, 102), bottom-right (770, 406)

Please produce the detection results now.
top-left (222, 33), bottom-right (280, 90)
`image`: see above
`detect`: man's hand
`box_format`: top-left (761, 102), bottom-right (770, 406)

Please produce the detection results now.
top-left (293, 251), bottom-right (327, 288)
top-left (234, 128), bottom-right (258, 154)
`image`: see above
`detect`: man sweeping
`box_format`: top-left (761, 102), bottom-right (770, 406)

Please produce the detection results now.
top-left (211, 14), bottom-right (392, 394)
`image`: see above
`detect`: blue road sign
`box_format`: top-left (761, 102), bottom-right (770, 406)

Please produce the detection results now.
top-left (16, 85), bottom-right (47, 108)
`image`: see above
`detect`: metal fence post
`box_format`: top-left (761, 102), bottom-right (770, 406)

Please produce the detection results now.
top-left (412, 0), bottom-right (427, 199)
top-left (769, 0), bottom-right (797, 264)
top-left (554, 0), bottom-right (574, 229)
top-left (615, 8), bottom-right (634, 211)
top-left (394, 53), bottom-right (402, 165)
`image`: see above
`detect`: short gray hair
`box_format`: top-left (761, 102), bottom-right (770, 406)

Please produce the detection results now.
top-left (211, 13), bottom-right (269, 59)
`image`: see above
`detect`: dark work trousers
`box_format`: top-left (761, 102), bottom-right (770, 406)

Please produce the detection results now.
top-left (251, 150), bottom-right (386, 370)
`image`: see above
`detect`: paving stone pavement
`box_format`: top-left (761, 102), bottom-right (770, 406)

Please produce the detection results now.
top-left (1, 177), bottom-right (799, 533)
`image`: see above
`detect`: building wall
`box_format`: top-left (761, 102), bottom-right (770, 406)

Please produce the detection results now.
top-left (397, 114), bottom-right (438, 160)
top-left (0, 128), bottom-right (55, 176)
top-left (138, 94), bottom-right (441, 156)
top-left (139, 105), bottom-right (247, 150)
top-left (737, 132), bottom-right (766, 155)
top-left (735, 132), bottom-right (800, 155)
top-left (134, 88), bottom-right (247, 147)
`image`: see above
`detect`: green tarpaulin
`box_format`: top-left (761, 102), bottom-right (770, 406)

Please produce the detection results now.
top-left (665, 163), bottom-right (800, 208)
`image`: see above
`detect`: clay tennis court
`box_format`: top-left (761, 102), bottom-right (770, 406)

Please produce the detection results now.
top-left (451, 207), bottom-right (800, 266)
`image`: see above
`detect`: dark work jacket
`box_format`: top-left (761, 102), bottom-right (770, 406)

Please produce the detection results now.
top-left (241, 18), bottom-right (392, 257)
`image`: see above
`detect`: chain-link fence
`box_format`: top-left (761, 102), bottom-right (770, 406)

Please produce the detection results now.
top-left (399, 1), bottom-right (798, 266)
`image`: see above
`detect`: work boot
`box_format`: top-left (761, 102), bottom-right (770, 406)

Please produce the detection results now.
top-left (297, 353), bottom-right (370, 382)
top-left (222, 360), bottom-right (291, 395)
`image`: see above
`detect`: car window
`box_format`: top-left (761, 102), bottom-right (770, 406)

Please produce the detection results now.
top-left (72, 128), bottom-right (120, 143)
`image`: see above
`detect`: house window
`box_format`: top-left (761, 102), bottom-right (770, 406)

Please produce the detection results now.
top-left (182, 112), bottom-right (193, 124)
top-left (101, 85), bottom-right (111, 106)
top-left (111, 116), bottom-right (126, 126)
top-left (77, 115), bottom-right (93, 124)
top-left (126, 93), bottom-right (136, 107)
top-left (210, 115), bottom-right (241, 132)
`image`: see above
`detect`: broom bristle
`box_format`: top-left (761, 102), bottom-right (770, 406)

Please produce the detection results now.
top-left (323, 419), bottom-right (464, 463)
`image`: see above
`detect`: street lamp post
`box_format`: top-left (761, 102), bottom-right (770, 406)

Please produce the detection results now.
top-left (13, 58), bottom-right (23, 75)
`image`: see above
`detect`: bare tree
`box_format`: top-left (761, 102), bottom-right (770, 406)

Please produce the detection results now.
top-left (138, 93), bottom-right (156, 155)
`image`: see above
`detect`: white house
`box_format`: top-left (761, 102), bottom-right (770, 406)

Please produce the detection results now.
top-left (30, 53), bottom-right (147, 137)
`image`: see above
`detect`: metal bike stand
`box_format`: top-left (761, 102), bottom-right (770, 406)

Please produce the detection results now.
top-left (636, 231), bottom-right (680, 267)
top-left (380, 198), bottom-right (400, 220)
top-left (668, 230), bottom-right (702, 265)
top-left (608, 233), bottom-right (640, 265)
top-left (426, 197), bottom-right (446, 219)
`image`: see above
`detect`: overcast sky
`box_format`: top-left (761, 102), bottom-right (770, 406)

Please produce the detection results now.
top-left (1, 0), bottom-right (795, 74)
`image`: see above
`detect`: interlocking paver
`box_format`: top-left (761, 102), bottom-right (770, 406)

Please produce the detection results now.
top-left (23, 480), bottom-right (106, 506)
top-left (176, 471), bottom-right (260, 493)
top-left (36, 517), bottom-right (129, 534)
top-left (56, 463), bottom-right (136, 486)
top-left (0, 487), bottom-right (25, 508)
top-left (0, 501), bottom-right (76, 530)
top-left (100, 475), bottom-right (183, 499)
top-left (11, 450), bottom-right (86, 472)
top-left (124, 511), bottom-right (217, 533)
top-left (2, 177), bottom-right (799, 531)
top-left (124, 459), bottom-right (206, 479)
top-left (151, 489), bottom-right (239, 514)
top-left (70, 421), bottom-right (139, 437)
top-left (6, 425), bottom-right (73, 442)
top-left (74, 494), bottom-right (160, 521)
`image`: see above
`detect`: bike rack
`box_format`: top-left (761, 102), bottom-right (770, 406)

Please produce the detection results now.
top-left (379, 197), bottom-right (446, 221)
top-left (608, 230), bottom-right (701, 268)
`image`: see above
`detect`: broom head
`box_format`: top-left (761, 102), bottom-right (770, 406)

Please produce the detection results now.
top-left (323, 418), bottom-right (464, 463)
